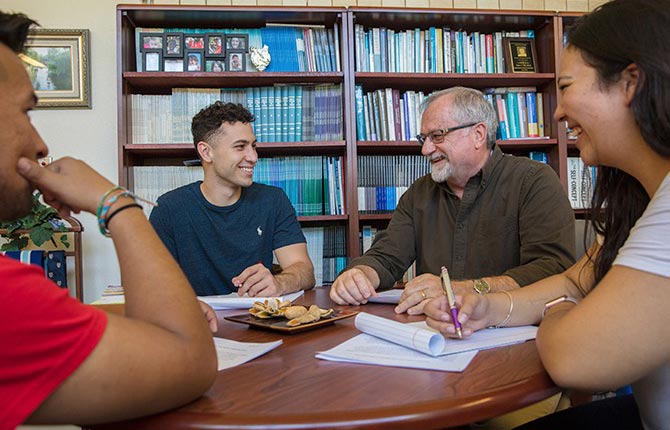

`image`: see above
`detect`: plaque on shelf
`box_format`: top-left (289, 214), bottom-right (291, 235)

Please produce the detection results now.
top-left (503, 37), bottom-right (538, 73)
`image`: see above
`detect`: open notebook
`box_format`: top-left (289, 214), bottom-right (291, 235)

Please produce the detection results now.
top-left (316, 312), bottom-right (537, 372)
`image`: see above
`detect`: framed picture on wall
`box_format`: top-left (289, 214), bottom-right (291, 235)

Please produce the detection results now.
top-left (22, 28), bottom-right (91, 109)
top-left (184, 50), bottom-right (204, 72)
top-left (164, 32), bottom-right (184, 58)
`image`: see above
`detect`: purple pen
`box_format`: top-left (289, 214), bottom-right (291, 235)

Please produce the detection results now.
top-left (440, 266), bottom-right (463, 338)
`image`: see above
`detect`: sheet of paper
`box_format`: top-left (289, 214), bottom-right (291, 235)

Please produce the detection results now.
top-left (367, 289), bottom-right (402, 304)
top-left (214, 337), bottom-right (283, 370)
top-left (199, 290), bottom-right (305, 310)
top-left (316, 334), bottom-right (477, 372)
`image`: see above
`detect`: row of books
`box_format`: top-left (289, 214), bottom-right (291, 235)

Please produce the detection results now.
top-left (357, 155), bottom-right (430, 213)
top-left (567, 157), bottom-right (597, 209)
top-left (261, 25), bottom-right (341, 73)
top-left (255, 156), bottom-right (345, 216)
top-left (130, 85), bottom-right (343, 144)
top-left (354, 25), bottom-right (533, 74)
top-left (135, 26), bottom-right (340, 73)
top-left (483, 87), bottom-right (547, 140)
top-left (303, 226), bottom-right (347, 286)
top-left (354, 86), bottom-right (426, 142)
top-left (359, 225), bottom-right (415, 283)
top-left (246, 85), bottom-right (343, 143)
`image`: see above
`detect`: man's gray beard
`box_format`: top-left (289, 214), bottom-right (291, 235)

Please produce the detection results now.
top-left (430, 162), bottom-right (451, 183)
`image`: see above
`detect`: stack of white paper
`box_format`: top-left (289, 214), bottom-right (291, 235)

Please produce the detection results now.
top-left (316, 312), bottom-right (537, 372)
top-left (199, 290), bottom-right (304, 310)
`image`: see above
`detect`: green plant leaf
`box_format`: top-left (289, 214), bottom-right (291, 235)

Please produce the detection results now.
top-left (30, 225), bottom-right (53, 247)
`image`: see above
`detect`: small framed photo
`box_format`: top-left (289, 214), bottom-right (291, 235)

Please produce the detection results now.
top-left (164, 32), bottom-right (183, 58)
top-left (206, 33), bottom-right (225, 58)
top-left (184, 50), bottom-right (204, 72)
top-left (184, 34), bottom-right (205, 50)
top-left (143, 49), bottom-right (163, 72)
top-left (503, 37), bottom-right (538, 73)
top-left (206, 60), bottom-right (225, 72)
top-left (140, 33), bottom-right (164, 51)
top-left (225, 34), bottom-right (248, 51)
top-left (226, 51), bottom-right (246, 72)
top-left (164, 58), bottom-right (184, 72)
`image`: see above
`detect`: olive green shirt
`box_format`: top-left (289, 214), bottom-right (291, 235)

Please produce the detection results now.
top-left (350, 146), bottom-right (576, 288)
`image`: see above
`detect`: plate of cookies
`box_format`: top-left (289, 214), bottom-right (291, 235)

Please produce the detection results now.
top-left (224, 298), bottom-right (358, 333)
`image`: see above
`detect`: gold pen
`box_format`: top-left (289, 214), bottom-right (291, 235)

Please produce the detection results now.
top-left (440, 266), bottom-right (463, 338)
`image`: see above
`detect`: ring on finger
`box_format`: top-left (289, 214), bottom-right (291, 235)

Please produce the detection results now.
top-left (420, 289), bottom-right (427, 299)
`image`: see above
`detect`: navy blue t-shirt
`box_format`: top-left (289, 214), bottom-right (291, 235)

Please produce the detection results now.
top-left (149, 182), bottom-right (305, 296)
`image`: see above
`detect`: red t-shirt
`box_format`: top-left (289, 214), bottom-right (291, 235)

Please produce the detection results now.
top-left (0, 255), bottom-right (107, 429)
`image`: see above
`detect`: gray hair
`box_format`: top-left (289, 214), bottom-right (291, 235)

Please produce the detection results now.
top-left (420, 87), bottom-right (498, 148)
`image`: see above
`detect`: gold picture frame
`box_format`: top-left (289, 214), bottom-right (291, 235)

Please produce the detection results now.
top-left (503, 37), bottom-right (538, 74)
top-left (22, 29), bottom-right (91, 109)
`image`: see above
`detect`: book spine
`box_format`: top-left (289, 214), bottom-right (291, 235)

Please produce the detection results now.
top-left (516, 92), bottom-right (528, 138)
top-left (525, 92), bottom-right (539, 137)
top-left (537, 93), bottom-right (545, 138)
top-left (505, 92), bottom-right (519, 139)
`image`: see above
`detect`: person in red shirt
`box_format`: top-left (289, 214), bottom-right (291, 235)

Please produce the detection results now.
top-left (0, 11), bottom-right (217, 429)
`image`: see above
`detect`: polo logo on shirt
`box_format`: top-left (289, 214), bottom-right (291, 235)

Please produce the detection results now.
top-left (257, 226), bottom-right (263, 236)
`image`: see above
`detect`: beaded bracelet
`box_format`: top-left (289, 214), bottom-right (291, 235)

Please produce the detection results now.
top-left (97, 189), bottom-right (132, 236)
top-left (96, 186), bottom-right (157, 237)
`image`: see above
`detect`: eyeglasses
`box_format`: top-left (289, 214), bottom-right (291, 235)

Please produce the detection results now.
top-left (415, 122), bottom-right (479, 145)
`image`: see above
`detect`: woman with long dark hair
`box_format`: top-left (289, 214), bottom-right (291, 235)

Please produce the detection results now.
top-left (425, 1), bottom-right (670, 428)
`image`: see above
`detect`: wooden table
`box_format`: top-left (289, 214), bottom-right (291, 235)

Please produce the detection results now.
top-left (93, 288), bottom-right (558, 430)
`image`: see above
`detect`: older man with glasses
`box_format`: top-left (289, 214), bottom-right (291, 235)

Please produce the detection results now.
top-left (331, 86), bottom-right (575, 316)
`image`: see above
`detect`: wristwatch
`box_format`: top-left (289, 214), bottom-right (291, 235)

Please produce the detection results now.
top-left (542, 295), bottom-right (579, 319)
top-left (473, 278), bottom-right (491, 295)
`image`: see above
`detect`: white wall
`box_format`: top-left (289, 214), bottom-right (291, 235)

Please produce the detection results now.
top-left (2, 0), bottom-right (141, 302)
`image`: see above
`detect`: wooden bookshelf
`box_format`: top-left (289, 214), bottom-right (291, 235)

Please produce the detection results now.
top-left (117, 4), bottom-right (579, 263)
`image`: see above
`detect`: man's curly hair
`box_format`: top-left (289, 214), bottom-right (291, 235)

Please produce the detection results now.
top-left (191, 101), bottom-right (255, 147)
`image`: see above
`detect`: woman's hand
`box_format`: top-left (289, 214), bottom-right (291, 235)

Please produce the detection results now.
top-left (424, 293), bottom-right (492, 338)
